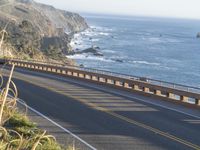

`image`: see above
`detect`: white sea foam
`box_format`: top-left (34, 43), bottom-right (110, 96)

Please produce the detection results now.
top-left (99, 32), bottom-right (110, 36)
top-left (129, 60), bottom-right (160, 66)
top-left (165, 38), bottom-right (180, 43)
top-left (91, 39), bottom-right (100, 42)
top-left (146, 37), bottom-right (163, 44)
top-left (141, 36), bottom-right (181, 44)
top-left (90, 25), bottom-right (114, 31)
top-left (102, 50), bottom-right (116, 53)
top-left (70, 24), bottom-right (112, 51)
top-left (67, 54), bottom-right (114, 62)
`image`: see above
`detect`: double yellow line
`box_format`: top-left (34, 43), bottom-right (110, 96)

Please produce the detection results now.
top-left (13, 73), bottom-right (200, 150)
top-left (107, 111), bottom-right (200, 150)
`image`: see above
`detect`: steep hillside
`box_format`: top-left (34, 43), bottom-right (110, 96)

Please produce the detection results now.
top-left (0, 0), bottom-right (88, 64)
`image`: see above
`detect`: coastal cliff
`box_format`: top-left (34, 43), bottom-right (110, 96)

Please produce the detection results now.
top-left (0, 0), bottom-right (88, 63)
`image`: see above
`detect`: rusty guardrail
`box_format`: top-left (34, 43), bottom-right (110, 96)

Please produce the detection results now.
top-left (2, 58), bottom-right (200, 107)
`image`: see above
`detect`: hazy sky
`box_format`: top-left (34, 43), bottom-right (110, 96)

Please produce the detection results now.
top-left (35, 0), bottom-right (200, 19)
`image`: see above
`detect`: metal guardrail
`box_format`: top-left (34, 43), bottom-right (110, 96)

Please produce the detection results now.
top-left (2, 58), bottom-right (200, 107)
top-left (7, 58), bottom-right (200, 94)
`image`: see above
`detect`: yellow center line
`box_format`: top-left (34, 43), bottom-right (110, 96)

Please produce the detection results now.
top-left (14, 75), bottom-right (200, 150)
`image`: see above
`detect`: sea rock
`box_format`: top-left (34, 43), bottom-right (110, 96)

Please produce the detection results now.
top-left (197, 32), bottom-right (200, 38)
top-left (80, 64), bottom-right (84, 67)
top-left (115, 59), bottom-right (124, 63)
top-left (94, 52), bottom-right (103, 56)
top-left (81, 47), bottom-right (98, 53)
top-left (94, 46), bottom-right (100, 50)
top-left (76, 47), bottom-right (103, 56)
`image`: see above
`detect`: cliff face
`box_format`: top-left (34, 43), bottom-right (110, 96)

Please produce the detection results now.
top-left (0, 0), bottom-right (88, 63)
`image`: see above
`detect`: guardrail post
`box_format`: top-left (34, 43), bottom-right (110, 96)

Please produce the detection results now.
top-left (92, 76), bottom-right (97, 81)
top-left (43, 67), bottom-right (47, 71)
top-left (124, 82), bottom-right (129, 88)
top-left (133, 85), bottom-right (139, 90)
top-left (91, 75), bottom-right (94, 80)
top-left (84, 74), bottom-right (90, 79)
top-left (154, 90), bottom-right (161, 96)
top-left (52, 68), bottom-right (56, 72)
top-left (106, 79), bottom-right (112, 84)
top-left (78, 73), bottom-right (84, 78)
top-left (57, 69), bottom-right (61, 73)
top-left (115, 81), bottom-right (120, 86)
top-left (62, 70), bottom-right (66, 74)
top-left (180, 96), bottom-right (188, 103)
top-left (72, 72), bottom-right (77, 76)
top-left (67, 71), bottom-right (72, 75)
top-left (167, 93), bottom-right (174, 99)
top-left (105, 78), bottom-right (108, 83)
top-left (195, 99), bottom-right (200, 106)
top-left (143, 87), bottom-right (150, 93)
top-left (98, 77), bottom-right (102, 82)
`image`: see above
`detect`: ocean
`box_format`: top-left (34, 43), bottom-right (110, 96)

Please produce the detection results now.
top-left (68, 15), bottom-right (200, 87)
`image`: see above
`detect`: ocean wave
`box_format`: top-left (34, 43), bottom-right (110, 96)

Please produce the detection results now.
top-left (102, 50), bottom-right (116, 53)
top-left (66, 54), bottom-right (114, 62)
top-left (141, 36), bottom-right (181, 44)
top-left (129, 60), bottom-right (160, 66)
top-left (99, 32), bottom-right (110, 36)
top-left (70, 24), bottom-right (113, 51)
top-left (91, 39), bottom-right (100, 42)
top-left (165, 38), bottom-right (180, 43)
top-left (148, 37), bottom-right (162, 43)
top-left (90, 25), bottom-right (114, 31)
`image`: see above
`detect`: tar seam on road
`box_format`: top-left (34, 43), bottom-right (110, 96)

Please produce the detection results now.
top-left (11, 69), bottom-right (200, 150)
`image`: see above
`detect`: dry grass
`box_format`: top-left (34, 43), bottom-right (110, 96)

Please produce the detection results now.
top-left (0, 65), bottom-right (66, 150)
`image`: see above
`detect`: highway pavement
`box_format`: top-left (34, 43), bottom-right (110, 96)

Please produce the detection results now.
top-left (2, 66), bottom-right (200, 150)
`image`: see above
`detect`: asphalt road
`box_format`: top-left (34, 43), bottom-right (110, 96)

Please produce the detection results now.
top-left (2, 66), bottom-right (200, 150)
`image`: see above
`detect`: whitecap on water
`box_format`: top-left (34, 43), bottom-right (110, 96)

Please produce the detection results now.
top-left (91, 39), bottom-right (100, 42)
top-left (129, 60), bottom-right (160, 66)
top-left (148, 37), bottom-right (163, 43)
top-left (70, 24), bottom-right (113, 52)
top-left (102, 50), bottom-right (116, 53)
top-left (90, 25), bottom-right (114, 32)
top-left (66, 54), bottom-right (114, 62)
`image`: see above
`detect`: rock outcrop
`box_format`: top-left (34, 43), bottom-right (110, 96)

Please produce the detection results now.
top-left (0, 0), bottom-right (88, 63)
top-left (74, 46), bottom-right (103, 57)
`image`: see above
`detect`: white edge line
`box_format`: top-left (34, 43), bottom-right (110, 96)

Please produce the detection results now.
top-left (15, 68), bottom-right (200, 120)
top-left (16, 99), bottom-right (97, 150)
